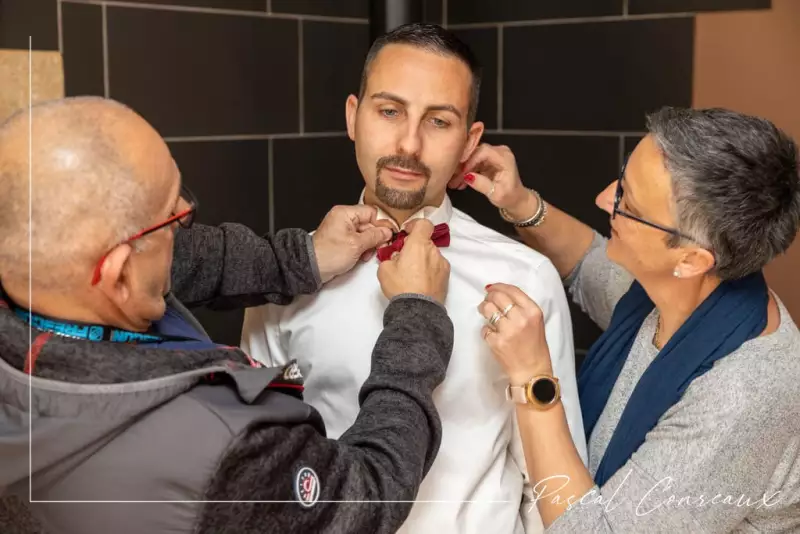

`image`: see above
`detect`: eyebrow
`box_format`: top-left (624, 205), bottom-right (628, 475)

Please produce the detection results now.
top-left (370, 91), bottom-right (463, 120)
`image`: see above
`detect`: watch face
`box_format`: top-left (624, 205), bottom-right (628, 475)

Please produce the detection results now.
top-left (532, 378), bottom-right (557, 404)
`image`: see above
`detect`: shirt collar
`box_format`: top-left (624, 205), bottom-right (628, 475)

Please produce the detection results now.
top-left (358, 189), bottom-right (453, 232)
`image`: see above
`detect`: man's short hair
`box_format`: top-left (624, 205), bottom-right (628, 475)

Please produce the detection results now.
top-left (0, 97), bottom-right (152, 289)
top-left (358, 23), bottom-right (482, 125)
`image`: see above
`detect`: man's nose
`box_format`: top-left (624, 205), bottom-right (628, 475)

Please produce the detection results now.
top-left (396, 122), bottom-right (422, 157)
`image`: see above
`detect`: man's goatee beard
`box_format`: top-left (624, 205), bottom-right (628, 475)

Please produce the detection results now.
top-left (375, 176), bottom-right (428, 210)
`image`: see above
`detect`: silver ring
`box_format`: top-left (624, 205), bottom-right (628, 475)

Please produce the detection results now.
top-left (489, 311), bottom-right (503, 327)
top-left (501, 303), bottom-right (514, 316)
top-left (489, 183), bottom-right (496, 197)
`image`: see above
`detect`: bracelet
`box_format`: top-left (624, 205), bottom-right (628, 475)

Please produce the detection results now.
top-left (499, 188), bottom-right (547, 228)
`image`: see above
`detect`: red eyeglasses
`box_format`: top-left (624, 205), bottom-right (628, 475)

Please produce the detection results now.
top-left (90, 185), bottom-right (198, 286)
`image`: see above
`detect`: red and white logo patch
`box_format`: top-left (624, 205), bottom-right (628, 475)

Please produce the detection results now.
top-left (294, 466), bottom-right (320, 508)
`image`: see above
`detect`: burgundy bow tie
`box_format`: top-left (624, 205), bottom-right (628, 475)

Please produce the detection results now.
top-left (376, 223), bottom-right (451, 262)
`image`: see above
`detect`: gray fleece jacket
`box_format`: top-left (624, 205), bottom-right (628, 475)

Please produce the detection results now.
top-left (0, 222), bottom-right (454, 534)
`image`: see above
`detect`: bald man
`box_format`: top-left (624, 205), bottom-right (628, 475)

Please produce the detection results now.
top-left (0, 97), bottom-right (454, 534)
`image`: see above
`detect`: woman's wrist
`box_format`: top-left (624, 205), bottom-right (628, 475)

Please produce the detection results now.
top-left (507, 362), bottom-right (555, 386)
top-left (503, 187), bottom-right (540, 221)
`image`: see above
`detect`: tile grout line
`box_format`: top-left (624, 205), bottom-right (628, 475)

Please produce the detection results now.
top-left (298, 20), bottom-right (304, 135)
top-left (57, 0), bottom-right (64, 56)
top-left (496, 25), bottom-right (503, 131)
top-left (486, 129), bottom-right (647, 137)
top-left (266, 0), bottom-right (271, 15)
top-left (60, 0), bottom-right (368, 24)
top-left (163, 132), bottom-right (347, 142)
top-left (102, 3), bottom-right (110, 98)
top-left (623, 0), bottom-right (630, 17)
top-left (161, 131), bottom-right (646, 142)
top-left (268, 139), bottom-right (275, 235)
top-left (446, 12), bottom-right (694, 30)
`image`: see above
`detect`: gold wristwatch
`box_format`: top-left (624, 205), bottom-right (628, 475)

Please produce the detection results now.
top-left (505, 375), bottom-right (561, 410)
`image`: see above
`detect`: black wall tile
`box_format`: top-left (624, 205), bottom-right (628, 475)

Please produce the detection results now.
top-left (423, 0), bottom-right (444, 24)
top-left (191, 307), bottom-right (246, 348)
top-left (107, 7), bottom-right (298, 137)
top-left (452, 28), bottom-right (498, 129)
top-left (451, 134), bottom-right (618, 237)
top-left (449, 0), bottom-right (622, 24)
top-left (629, 0), bottom-right (770, 14)
top-left (168, 139), bottom-right (270, 347)
top-left (0, 0), bottom-right (58, 51)
top-left (167, 140), bottom-right (271, 234)
top-left (503, 18), bottom-right (694, 132)
top-left (273, 0), bottom-right (368, 18)
top-left (304, 21), bottom-right (368, 132)
top-left (62, 3), bottom-right (105, 97)
top-left (273, 136), bottom-right (362, 230)
top-left (571, 300), bottom-right (603, 352)
top-left (104, 0), bottom-right (267, 10)
top-left (624, 135), bottom-right (645, 159)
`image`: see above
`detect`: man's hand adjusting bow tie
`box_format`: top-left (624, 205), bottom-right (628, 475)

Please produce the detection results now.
top-left (313, 205), bottom-right (394, 283)
top-left (377, 219), bottom-right (451, 304)
top-left (376, 223), bottom-right (450, 262)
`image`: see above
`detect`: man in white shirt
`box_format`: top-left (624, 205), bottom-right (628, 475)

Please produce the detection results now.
top-left (242, 23), bottom-right (586, 534)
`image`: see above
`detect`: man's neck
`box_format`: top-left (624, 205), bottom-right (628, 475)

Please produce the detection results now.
top-left (363, 189), bottom-right (446, 229)
top-left (2, 281), bottom-right (147, 332)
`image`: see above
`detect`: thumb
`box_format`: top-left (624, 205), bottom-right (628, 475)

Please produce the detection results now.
top-left (463, 172), bottom-right (496, 200)
top-left (356, 225), bottom-right (393, 252)
top-left (405, 218), bottom-right (435, 244)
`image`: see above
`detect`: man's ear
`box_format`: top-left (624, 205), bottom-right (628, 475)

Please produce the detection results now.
top-left (345, 95), bottom-right (359, 141)
top-left (461, 120), bottom-right (485, 163)
top-left (94, 244), bottom-right (134, 306)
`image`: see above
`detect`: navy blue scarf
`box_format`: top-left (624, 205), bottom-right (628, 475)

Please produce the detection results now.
top-left (577, 271), bottom-right (768, 486)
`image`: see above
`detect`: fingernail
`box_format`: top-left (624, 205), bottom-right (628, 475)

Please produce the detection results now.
top-left (464, 173), bottom-right (475, 184)
top-left (485, 284), bottom-right (493, 290)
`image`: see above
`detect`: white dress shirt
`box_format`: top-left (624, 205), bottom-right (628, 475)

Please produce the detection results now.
top-left (241, 194), bottom-right (587, 534)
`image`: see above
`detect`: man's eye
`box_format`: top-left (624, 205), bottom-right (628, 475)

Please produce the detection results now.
top-left (381, 109), bottom-right (399, 118)
top-left (430, 118), bottom-right (449, 128)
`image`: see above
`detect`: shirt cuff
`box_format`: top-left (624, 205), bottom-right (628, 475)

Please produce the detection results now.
top-left (389, 293), bottom-right (447, 312)
top-left (304, 233), bottom-right (323, 291)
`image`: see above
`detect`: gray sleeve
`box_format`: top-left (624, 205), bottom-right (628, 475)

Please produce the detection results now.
top-left (545, 348), bottom-right (800, 533)
top-left (170, 223), bottom-right (322, 310)
top-left (563, 232), bottom-right (633, 331)
top-left (198, 296), bottom-right (455, 534)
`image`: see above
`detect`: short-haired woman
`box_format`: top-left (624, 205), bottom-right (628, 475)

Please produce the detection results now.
top-left (458, 108), bottom-right (800, 532)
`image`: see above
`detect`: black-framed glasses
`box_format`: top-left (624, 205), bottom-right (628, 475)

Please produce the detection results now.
top-left (91, 184), bottom-right (198, 285)
top-left (613, 159), bottom-right (697, 243)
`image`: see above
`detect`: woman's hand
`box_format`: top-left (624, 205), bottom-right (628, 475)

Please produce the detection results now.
top-left (478, 283), bottom-right (554, 385)
top-left (448, 144), bottom-right (538, 221)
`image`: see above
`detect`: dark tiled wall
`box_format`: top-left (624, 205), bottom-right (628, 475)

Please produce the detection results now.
top-left (0, 0), bottom-right (770, 350)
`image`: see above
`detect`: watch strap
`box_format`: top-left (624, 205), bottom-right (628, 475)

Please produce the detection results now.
top-left (505, 384), bottom-right (528, 404)
top-left (505, 375), bottom-right (561, 410)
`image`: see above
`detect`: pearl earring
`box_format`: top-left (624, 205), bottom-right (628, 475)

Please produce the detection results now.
top-left (673, 269), bottom-right (681, 278)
